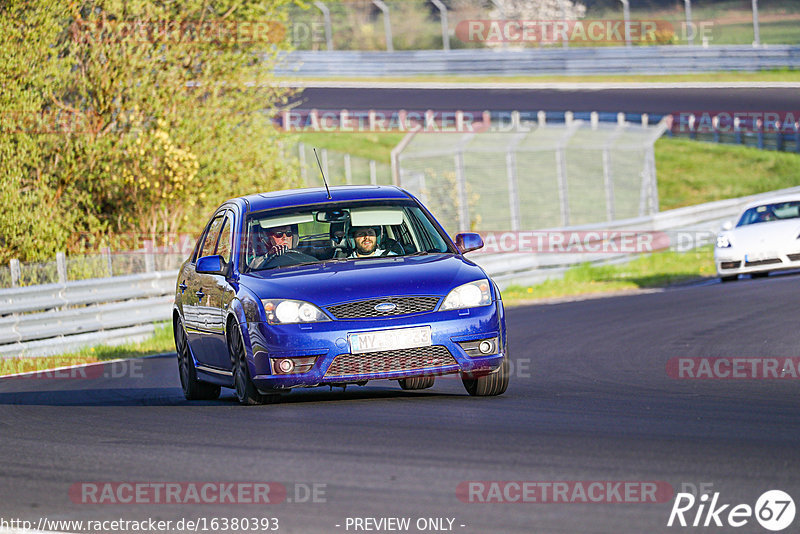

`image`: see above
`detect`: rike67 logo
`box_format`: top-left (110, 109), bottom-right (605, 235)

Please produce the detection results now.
top-left (668, 490), bottom-right (795, 531)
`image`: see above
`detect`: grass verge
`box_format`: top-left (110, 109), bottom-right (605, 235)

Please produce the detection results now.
top-left (501, 245), bottom-right (716, 305)
top-left (0, 322), bottom-right (175, 376)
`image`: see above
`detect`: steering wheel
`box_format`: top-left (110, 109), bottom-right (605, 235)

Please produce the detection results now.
top-left (253, 249), bottom-right (318, 270)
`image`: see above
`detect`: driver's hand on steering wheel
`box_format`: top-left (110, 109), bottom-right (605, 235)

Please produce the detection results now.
top-left (268, 244), bottom-right (289, 257)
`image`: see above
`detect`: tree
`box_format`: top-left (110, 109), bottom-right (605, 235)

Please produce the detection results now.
top-left (0, 0), bottom-right (301, 262)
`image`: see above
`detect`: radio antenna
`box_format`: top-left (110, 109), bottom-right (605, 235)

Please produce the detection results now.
top-left (313, 148), bottom-right (332, 200)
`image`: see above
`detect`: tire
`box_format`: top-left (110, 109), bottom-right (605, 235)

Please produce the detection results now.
top-left (228, 319), bottom-right (279, 406)
top-left (398, 376), bottom-right (435, 390)
top-left (720, 275), bottom-right (738, 283)
top-left (174, 316), bottom-right (221, 401)
top-left (462, 356), bottom-right (510, 397)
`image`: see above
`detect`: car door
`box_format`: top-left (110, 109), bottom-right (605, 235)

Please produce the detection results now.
top-left (198, 210), bottom-right (237, 370)
top-left (185, 214), bottom-right (226, 367)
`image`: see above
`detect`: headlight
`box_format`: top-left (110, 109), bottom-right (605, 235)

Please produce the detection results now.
top-left (261, 299), bottom-right (330, 324)
top-left (440, 279), bottom-right (492, 311)
top-left (716, 234), bottom-right (731, 248)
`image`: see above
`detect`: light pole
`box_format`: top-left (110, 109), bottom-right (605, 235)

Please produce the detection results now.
top-left (684, 0), bottom-right (693, 45)
top-left (752, 0), bottom-right (761, 46)
top-left (619, 0), bottom-right (631, 47)
top-left (313, 1), bottom-right (334, 51)
top-left (371, 0), bottom-right (394, 52)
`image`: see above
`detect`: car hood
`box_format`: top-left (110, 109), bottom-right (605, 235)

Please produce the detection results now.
top-left (239, 254), bottom-right (489, 307)
top-left (728, 219), bottom-right (800, 250)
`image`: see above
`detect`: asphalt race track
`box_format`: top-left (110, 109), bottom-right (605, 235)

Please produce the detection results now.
top-left (2, 273), bottom-right (799, 533)
top-left (290, 86), bottom-right (800, 114)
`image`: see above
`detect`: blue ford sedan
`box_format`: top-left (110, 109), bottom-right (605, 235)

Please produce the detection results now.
top-left (173, 186), bottom-right (508, 404)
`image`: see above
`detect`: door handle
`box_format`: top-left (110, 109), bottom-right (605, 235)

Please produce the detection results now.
top-left (179, 281), bottom-right (188, 293)
top-left (196, 290), bottom-right (205, 300)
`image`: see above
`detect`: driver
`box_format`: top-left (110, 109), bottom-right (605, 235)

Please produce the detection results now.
top-left (349, 226), bottom-right (396, 258)
top-left (265, 225), bottom-right (295, 257)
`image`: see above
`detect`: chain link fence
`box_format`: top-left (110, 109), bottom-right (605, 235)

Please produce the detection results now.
top-left (297, 143), bottom-right (393, 187)
top-left (397, 116), bottom-right (668, 235)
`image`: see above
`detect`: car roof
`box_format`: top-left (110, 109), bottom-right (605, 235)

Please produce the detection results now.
top-left (742, 195), bottom-right (800, 210)
top-left (236, 185), bottom-right (413, 213)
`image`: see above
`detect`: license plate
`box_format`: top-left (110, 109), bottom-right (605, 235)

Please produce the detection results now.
top-left (349, 326), bottom-right (432, 354)
top-left (746, 251), bottom-right (776, 262)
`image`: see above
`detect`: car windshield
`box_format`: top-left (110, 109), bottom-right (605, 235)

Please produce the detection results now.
top-left (736, 201), bottom-right (800, 227)
top-left (242, 200), bottom-right (454, 272)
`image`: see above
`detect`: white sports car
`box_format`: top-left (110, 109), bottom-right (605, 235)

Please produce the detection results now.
top-left (715, 196), bottom-right (800, 282)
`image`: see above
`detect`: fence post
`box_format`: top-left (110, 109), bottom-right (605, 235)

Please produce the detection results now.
top-left (10, 259), bottom-right (20, 287)
top-left (298, 142), bottom-right (308, 185)
top-left (430, 0), bottom-right (450, 51)
top-left (757, 118), bottom-right (764, 149)
top-left (56, 252), bottom-right (67, 284)
top-left (104, 247), bottom-right (113, 277)
top-left (321, 148), bottom-right (329, 181)
top-left (313, 1), bottom-right (334, 51)
top-left (555, 148), bottom-right (569, 227)
top-left (371, 0), bottom-right (394, 52)
top-left (602, 149), bottom-right (615, 221)
top-left (505, 149), bottom-right (520, 231)
top-left (344, 153), bottom-right (352, 184)
top-left (369, 160), bottom-right (378, 185)
top-left (454, 150), bottom-right (469, 232)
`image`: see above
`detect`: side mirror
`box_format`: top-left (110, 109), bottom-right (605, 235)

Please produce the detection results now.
top-left (721, 221), bottom-right (733, 231)
top-left (455, 232), bottom-right (484, 253)
top-left (196, 254), bottom-right (225, 275)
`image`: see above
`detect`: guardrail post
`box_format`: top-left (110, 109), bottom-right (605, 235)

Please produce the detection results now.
top-left (56, 252), bottom-right (67, 284)
top-left (757, 119), bottom-right (764, 149)
top-left (505, 148), bottom-right (520, 231)
top-left (10, 259), bottom-right (20, 287)
top-left (370, 160), bottom-right (378, 185)
top-left (734, 117), bottom-right (742, 144)
top-left (321, 148), bottom-right (329, 181)
top-left (712, 115), bottom-right (720, 143)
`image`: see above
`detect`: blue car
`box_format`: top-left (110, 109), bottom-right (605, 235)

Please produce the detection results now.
top-left (173, 186), bottom-right (508, 404)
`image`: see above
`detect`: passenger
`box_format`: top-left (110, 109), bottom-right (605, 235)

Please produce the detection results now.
top-left (349, 226), bottom-right (395, 258)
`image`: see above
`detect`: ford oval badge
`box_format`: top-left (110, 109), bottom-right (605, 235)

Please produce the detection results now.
top-left (374, 302), bottom-right (397, 313)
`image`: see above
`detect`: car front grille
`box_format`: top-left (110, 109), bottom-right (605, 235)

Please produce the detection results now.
top-left (324, 346), bottom-right (456, 377)
top-left (787, 253), bottom-right (800, 262)
top-left (326, 296), bottom-right (440, 319)
top-left (720, 261), bottom-right (741, 270)
top-left (744, 258), bottom-right (782, 267)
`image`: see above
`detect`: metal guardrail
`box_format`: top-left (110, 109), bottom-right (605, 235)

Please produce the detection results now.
top-left (0, 271), bottom-right (176, 358)
top-left (275, 46), bottom-right (800, 76)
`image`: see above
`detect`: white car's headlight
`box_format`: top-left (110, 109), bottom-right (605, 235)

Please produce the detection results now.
top-left (716, 234), bottom-right (731, 248)
top-left (261, 299), bottom-right (330, 324)
top-left (440, 279), bottom-right (492, 311)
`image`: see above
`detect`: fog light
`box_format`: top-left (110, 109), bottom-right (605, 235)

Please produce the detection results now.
top-left (278, 359), bottom-right (294, 373)
top-left (478, 340), bottom-right (494, 354)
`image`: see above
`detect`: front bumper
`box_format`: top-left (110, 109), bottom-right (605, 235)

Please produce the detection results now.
top-left (715, 248), bottom-right (800, 276)
top-left (246, 302), bottom-right (505, 390)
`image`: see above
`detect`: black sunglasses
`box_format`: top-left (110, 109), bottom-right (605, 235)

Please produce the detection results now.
top-left (269, 231), bottom-right (293, 238)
